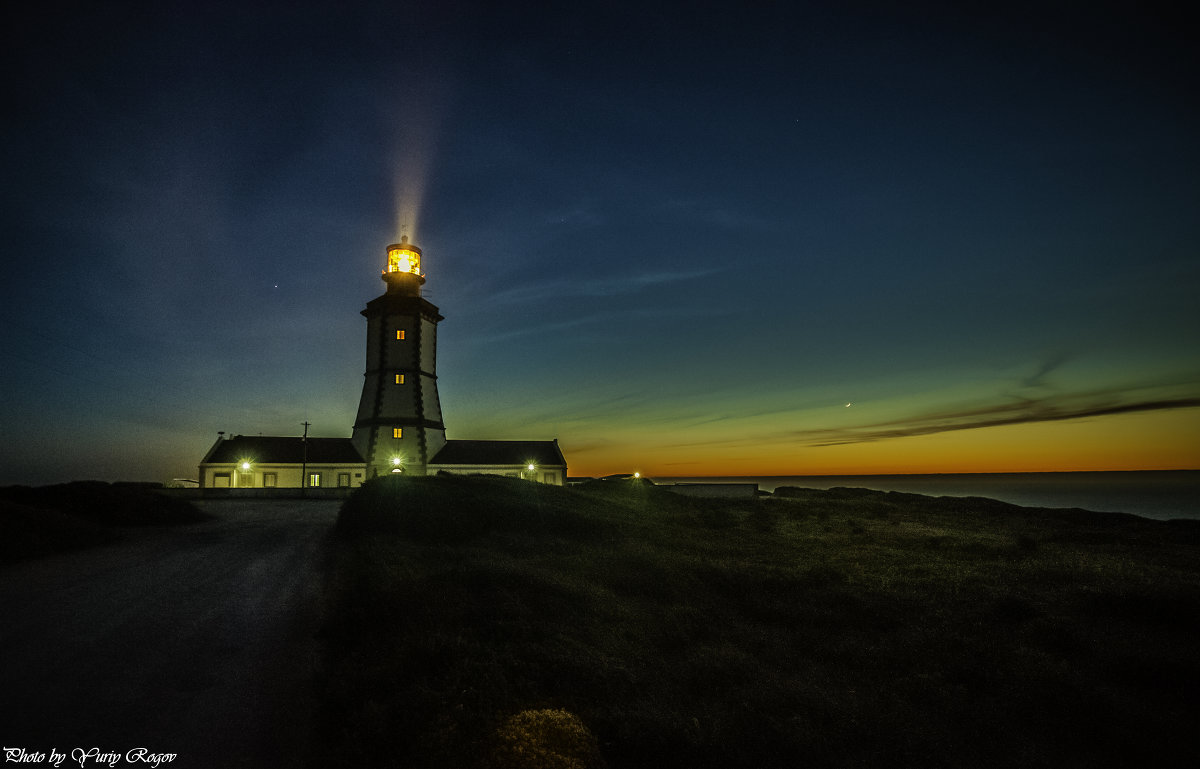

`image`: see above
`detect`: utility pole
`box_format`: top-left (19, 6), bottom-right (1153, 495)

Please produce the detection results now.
top-left (300, 421), bottom-right (311, 497)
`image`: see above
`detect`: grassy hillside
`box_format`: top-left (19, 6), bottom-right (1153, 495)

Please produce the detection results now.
top-left (315, 474), bottom-right (1200, 769)
top-left (0, 481), bottom-right (208, 560)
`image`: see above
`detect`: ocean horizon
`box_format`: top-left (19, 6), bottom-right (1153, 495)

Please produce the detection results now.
top-left (647, 470), bottom-right (1200, 522)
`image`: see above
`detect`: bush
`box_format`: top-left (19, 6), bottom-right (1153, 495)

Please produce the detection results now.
top-left (489, 709), bottom-right (606, 769)
top-left (0, 481), bottom-right (207, 526)
top-left (337, 474), bottom-right (614, 543)
top-left (0, 482), bottom-right (207, 559)
top-left (0, 499), bottom-right (112, 559)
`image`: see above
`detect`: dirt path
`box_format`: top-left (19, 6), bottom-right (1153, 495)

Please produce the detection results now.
top-left (0, 499), bottom-right (339, 768)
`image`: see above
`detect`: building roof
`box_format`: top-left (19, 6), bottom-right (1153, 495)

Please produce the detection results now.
top-left (202, 435), bottom-right (364, 464)
top-left (431, 439), bottom-right (567, 467)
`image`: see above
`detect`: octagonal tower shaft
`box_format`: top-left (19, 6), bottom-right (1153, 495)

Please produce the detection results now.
top-left (351, 237), bottom-right (446, 476)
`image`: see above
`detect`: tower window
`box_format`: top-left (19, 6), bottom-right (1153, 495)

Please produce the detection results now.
top-left (396, 329), bottom-right (406, 340)
top-left (395, 374), bottom-right (405, 384)
top-left (393, 428), bottom-right (403, 438)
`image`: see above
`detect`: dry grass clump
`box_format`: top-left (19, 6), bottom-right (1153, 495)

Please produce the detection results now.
top-left (489, 709), bottom-right (605, 769)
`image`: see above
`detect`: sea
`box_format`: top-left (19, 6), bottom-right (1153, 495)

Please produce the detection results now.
top-left (647, 470), bottom-right (1200, 522)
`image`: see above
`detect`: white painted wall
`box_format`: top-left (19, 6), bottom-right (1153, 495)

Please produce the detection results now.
top-left (200, 464), bottom-right (366, 488)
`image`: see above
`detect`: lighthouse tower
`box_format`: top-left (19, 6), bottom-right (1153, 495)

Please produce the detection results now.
top-left (351, 236), bottom-right (447, 477)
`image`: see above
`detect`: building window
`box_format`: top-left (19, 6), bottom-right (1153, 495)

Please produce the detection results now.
top-left (213, 472), bottom-right (231, 488)
top-left (393, 427), bottom-right (403, 439)
top-left (237, 469), bottom-right (254, 488)
top-left (308, 472), bottom-right (321, 488)
top-left (396, 329), bottom-right (406, 340)
top-left (263, 472), bottom-right (277, 488)
top-left (337, 473), bottom-right (351, 487)
top-left (395, 374), bottom-right (405, 384)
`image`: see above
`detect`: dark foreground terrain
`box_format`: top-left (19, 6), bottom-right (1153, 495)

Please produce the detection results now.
top-left (2, 479), bottom-right (1196, 768)
top-left (318, 475), bottom-right (1200, 769)
top-left (0, 495), bottom-right (337, 768)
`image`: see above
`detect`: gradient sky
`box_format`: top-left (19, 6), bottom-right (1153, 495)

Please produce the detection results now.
top-left (2, 0), bottom-right (1198, 485)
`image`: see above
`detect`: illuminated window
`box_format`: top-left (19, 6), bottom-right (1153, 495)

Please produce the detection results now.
top-left (396, 329), bottom-right (406, 340)
top-left (308, 472), bottom-right (321, 488)
top-left (395, 374), bottom-right (405, 385)
top-left (393, 428), bottom-right (403, 438)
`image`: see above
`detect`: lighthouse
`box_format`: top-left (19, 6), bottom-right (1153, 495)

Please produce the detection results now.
top-left (198, 234), bottom-right (568, 489)
top-left (351, 236), bottom-right (447, 477)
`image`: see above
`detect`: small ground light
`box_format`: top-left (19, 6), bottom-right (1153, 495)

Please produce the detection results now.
top-left (633, 472), bottom-right (640, 478)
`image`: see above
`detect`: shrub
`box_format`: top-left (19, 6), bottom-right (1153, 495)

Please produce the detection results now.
top-left (0, 482), bottom-right (207, 559)
top-left (0, 499), bottom-right (112, 559)
top-left (337, 474), bottom-right (613, 543)
top-left (0, 481), bottom-right (207, 526)
top-left (489, 709), bottom-right (605, 769)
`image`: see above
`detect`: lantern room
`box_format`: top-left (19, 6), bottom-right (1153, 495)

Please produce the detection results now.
top-left (385, 235), bottom-right (422, 277)
top-left (381, 235), bottom-right (426, 295)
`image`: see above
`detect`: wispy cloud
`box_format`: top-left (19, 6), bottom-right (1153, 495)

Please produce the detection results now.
top-left (646, 378), bottom-right (1200, 455)
top-left (660, 198), bottom-right (773, 233)
top-left (543, 204), bottom-right (604, 228)
top-left (1019, 352), bottom-right (1072, 390)
top-left (793, 392), bottom-right (1200, 447)
top-left (488, 267), bottom-right (725, 306)
top-left (464, 304), bottom-right (729, 345)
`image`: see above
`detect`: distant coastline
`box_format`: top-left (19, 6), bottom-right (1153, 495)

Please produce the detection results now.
top-left (648, 470), bottom-right (1200, 521)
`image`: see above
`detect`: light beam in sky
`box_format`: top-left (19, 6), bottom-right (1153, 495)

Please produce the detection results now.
top-left (388, 80), bottom-right (452, 245)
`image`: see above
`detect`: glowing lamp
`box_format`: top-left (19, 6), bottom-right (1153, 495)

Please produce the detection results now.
top-left (384, 236), bottom-right (422, 277)
top-left (633, 472), bottom-right (640, 479)
top-left (240, 461), bottom-right (251, 471)
top-left (392, 457), bottom-right (402, 466)
top-left (527, 463), bottom-right (536, 471)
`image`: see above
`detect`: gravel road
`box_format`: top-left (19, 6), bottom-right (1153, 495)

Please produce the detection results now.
top-left (0, 498), bottom-right (340, 768)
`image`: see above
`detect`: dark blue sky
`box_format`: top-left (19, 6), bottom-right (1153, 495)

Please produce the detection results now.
top-left (2, 0), bottom-right (1197, 483)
